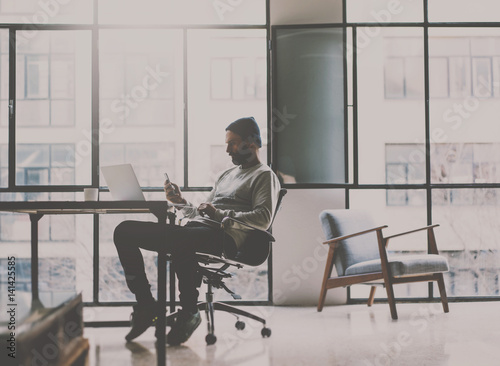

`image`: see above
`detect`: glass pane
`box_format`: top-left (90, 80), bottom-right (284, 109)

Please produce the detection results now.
top-left (433, 188), bottom-right (500, 297)
top-left (16, 144), bottom-right (78, 186)
top-left (429, 58), bottom-right (449, 98)
top-left (16, 30), bottom-right (92, 185)
top-left (384, 58), bottom-right (405, 98)
top-left (347, 0), bottom-right (423, 23)
top-left (0, 193), bottom-right (93, 309)
top-left (429, 29), bottom-right (500, 184)
top-left (99, 0), bottom-right (265, 25)
top-left (0, 30), bottom-right (8, 187)
top-left (0, 145), bottom-right (7, 187)
top-left (0, 0), bottom-right (93, 24)
top-left (349, 189), bottom-right (428, 299)
top-left (98, 212), bottom-right (159, 302)
top-left (429, 0), bottom-right (500, 23)
top-left (188, 29), bottom-right (267, 186)
top-left (449, 57), bottom-right (471, 98)
top-left (99, 30), bottom-right (183, 188)
top-left (358, 28), bottom-right (425, 184)
top-left (274, 28), bottom-right (344, 184)
top-left (386, 143), bottom-right (426, 186)
top-left (472, 58), bottom-right (492, 97)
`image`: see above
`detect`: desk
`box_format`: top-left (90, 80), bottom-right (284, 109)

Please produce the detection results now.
top-left (0, 200), bottom-right (174, 365)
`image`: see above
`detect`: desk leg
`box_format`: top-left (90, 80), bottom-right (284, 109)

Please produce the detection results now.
top-left (169, 261), bottom-right (176, 313)
top-left (157, 250), bottom-right (167, 366)
top-left (30, 214), bottom-right (44, 309)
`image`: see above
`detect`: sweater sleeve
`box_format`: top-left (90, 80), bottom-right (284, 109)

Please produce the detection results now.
top-left (212, 170), bottom-right (280, 231)
top-left (178, 176), bottom-right (219, 219)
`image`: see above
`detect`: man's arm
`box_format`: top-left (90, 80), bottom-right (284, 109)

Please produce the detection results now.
top-left (167, 176), bottom-right (219, 219)
top-left (212, 171), bottom-right (281, 231)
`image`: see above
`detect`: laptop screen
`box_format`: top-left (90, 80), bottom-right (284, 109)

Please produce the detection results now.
top-left (101, 164), bottom-right (146, 201)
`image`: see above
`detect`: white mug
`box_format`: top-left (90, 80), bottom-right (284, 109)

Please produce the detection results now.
top-left (84, 188), bottom-right (99, 201)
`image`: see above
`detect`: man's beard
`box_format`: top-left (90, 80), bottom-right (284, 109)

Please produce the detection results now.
top-left (230, 151), bottom-right (253, 166)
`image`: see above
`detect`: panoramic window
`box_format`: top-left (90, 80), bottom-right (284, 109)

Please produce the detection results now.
top-left (0, 2), bottom-right (269, 308)
top-left (350, 3), bottom-right (500, 300)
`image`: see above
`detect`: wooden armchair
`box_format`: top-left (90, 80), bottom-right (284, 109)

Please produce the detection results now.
top-left (317, 209), bottom-right (450, 319)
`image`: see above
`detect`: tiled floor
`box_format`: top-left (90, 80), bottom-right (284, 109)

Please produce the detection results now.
top-left (84, 302), bottom-right (500, 366)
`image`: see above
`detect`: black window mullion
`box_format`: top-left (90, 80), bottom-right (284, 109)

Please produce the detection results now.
top-left (92, 28), bottom-right (99, 188)
top-left (48, 35), bottom-right (52, 127)
top-left (92, 0), bottom-right (99, 304)
top-left (352, 26), bottom-right (359, 186)
top-left (424, 0), bottom-right (434, 300)
top-left (343, 26), bottom-right (349, 185)
top-left (183, 28), bottom-right (188, 189)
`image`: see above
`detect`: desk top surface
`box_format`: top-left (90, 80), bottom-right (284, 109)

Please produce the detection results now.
top-left (0, 200), bottom-right (173, 215)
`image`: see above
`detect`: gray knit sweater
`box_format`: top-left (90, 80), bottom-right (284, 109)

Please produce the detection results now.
top-left (182, 163), bottom-right (281, 249)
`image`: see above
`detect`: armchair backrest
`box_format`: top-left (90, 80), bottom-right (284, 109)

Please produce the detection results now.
top-left (319, 209), bottom-right (380, 276)
top-left (228, 188), bottom-right (287, 266)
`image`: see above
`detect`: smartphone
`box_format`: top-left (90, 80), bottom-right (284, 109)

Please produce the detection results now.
top-left (164, 172), bottom-right (177, 194)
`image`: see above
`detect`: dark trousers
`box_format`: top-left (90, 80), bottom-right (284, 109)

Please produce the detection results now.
top-left (113, 220), bottom-right (228, 313)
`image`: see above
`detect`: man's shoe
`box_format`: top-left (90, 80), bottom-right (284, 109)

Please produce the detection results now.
top-left (125, 301), bottom-right (159, 342)
top-left (166, 310), bottom-right (201, 346)
top-left (154, 313), bottom-right (177, 338)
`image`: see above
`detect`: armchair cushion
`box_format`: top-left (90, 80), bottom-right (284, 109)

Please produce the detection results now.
top-left (344, 254), bottom-right (450, 277)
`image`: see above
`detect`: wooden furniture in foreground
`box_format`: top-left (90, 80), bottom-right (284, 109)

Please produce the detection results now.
top-left (8, 294), bottom-right (88, 366)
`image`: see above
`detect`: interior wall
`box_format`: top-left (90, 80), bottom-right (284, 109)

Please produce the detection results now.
top-left (269, 0), bottom-right (346, 306)
top-left (272, 189), bottom-right (346, 306)
top-left (270, 0), bottom-right (343, 25)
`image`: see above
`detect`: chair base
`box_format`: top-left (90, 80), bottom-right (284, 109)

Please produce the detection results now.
top-left (164, 300), bottom-right (271, 345)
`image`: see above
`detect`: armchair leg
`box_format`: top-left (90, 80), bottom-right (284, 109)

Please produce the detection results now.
top-left (318, 246), bottom-right (335, 312)
top-left (367, 286), bottom-right (377, 307)
top-left (436, 273), bottom-right (449, 313)
top-left (383, 280), bottom-right (398, 320)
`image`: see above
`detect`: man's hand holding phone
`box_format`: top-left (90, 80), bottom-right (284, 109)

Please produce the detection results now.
top-left (164, 173), bottom-right (186, 204)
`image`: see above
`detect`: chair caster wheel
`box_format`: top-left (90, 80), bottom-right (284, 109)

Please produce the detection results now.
top-left (261, 327), bottom-right (271, 338)
top-left (206, 333), bottom-right (217, 345)
top-left (235, 320), bottom-right (245, 330)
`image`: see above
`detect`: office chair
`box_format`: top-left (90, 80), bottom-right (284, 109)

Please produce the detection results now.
top-left (317, 209), bottom-right (450, 320)
top-left (163, 188), bottom-right (287, 345)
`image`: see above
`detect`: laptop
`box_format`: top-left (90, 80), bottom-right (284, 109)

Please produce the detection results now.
top-left (101, 164), bottom-right (146, 201)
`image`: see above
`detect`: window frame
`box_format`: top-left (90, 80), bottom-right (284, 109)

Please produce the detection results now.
top-left (0, 1), bottom-right (273, 309)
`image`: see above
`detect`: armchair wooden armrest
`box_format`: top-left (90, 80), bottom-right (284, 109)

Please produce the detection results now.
top-left (322, 225), bottom-right (388, 245)
top-left (384, 224), bottom-right (441, 255)
top-left (384, 224), bottom-right (440, 240)
top-left (221, 216), bottom-right (276, 242)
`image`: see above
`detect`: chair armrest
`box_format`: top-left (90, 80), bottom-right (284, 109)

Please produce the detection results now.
top-left (221, 217), bottom-right (275, 242)
top-left (384, 224), bottom-right (440, 241)
top-left (323, 225), bottom-right (388, 245)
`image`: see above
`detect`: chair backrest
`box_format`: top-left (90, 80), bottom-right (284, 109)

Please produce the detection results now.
top-left (319, 209), bottom-right (380, 276)
top-left (229, 188), bottom-right (287, 266)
